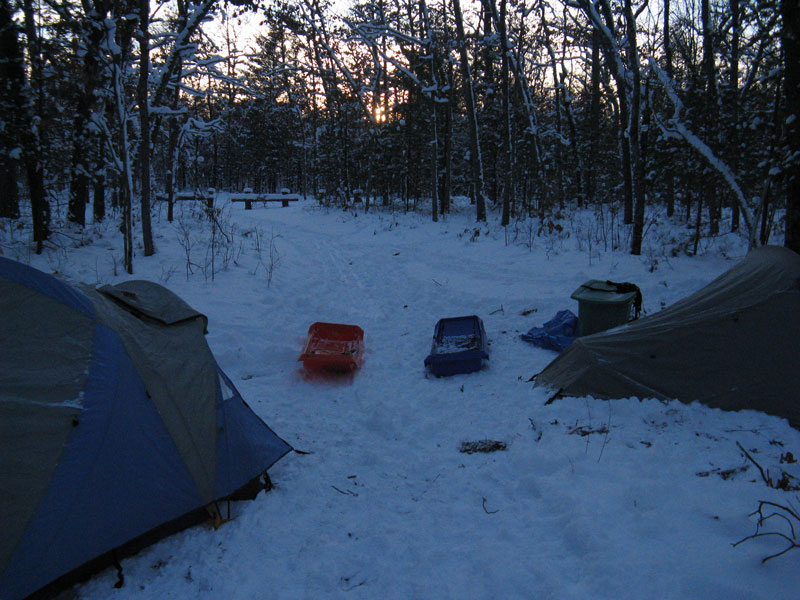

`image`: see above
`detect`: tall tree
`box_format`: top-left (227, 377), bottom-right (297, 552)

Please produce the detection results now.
top-left (701, 0), bottom-right (719, 235)
top-left (783, 0), bottom-right (800, 254)
top-left (581, 0), bottom-right (635, 225)
top-left (22, 0), bottom-right (50, 252)
top-left (68, 1), bottom-right (111, 227)
top-left (587, 25), bottom-right (601, 203)
top-left (498, 0), bottom-right (511, 226)
top-left (728, 0), bottom-right (741, 231)
top-left (421, 0), bottom-right (439, 222)
top-left (624, 0), bottom-right (645, 255)
top-left (110, 0), bottom-right (137, 273)
top-left (137, 0), bottom-right (154, 256)
top-left (663, 0), bottom-right (675, 217)
top-left (540, 3), bottom-right (566, 208)
top-left (452, 0), bottom-right (487, 221)
top-left (579, 0), bottom-right (645, 249)
top-left (0, 0), bottom-right (22, 219)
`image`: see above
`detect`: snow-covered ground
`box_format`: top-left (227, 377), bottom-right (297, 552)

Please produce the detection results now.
top-left (5, 196), bottom-right (799, 599)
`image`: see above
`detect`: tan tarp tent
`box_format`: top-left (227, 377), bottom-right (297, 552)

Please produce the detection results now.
top-left (534, 245), bottom-right (800, 426)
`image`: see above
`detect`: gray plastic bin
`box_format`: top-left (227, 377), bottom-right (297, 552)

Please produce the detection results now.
top-left (571, 280), bottom-right (637, 336)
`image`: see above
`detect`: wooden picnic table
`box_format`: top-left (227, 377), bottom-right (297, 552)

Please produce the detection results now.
top-left (155, 191), bottom-right (215, 209)
top-left (229, 193), bottom-right (300, 209)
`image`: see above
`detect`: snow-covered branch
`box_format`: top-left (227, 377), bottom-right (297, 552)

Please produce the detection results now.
top-left (151, 0), bottom-right (217, 108)
top-left (349, 22), bottom-right (426, 48)
top-left (346, 20), bottom-right (425, 94)
top-left (650, 58), bottom-right (758, 246)
top-left (301, 0), bottom-right (375, 124)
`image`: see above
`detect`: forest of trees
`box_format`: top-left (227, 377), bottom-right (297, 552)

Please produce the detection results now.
top-left (0, 0), bottom-right (798, 272)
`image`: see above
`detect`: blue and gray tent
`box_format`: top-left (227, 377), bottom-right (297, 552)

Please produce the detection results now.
top-left (0, 257), bottom-right (291, 600)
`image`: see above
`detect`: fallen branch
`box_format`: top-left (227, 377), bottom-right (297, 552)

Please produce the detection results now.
top-left (736, 441), bottom-right (771, 486)
top-left (568, 424), bottom-right (609, 437)
top-left (696, 465), bottom-right (749, 480)
top-left (332, 485), bottom-right (358, 497)
top-left (529, 418), bottom-right (542, 442)
top-left (460, 440), bottom-right (507, 454)
top-left (734, 499), bottom-right (800, 563)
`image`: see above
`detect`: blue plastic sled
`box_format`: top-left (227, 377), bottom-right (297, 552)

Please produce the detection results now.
top-left (424, 315), bottom-right (489, 376)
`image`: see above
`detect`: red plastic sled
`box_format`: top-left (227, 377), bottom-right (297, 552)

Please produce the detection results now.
top-left (298, 322), bottom-right (364, 372)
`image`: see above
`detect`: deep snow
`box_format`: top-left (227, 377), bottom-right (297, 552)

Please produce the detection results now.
top-left (5, 196), bottom-right (800, 599)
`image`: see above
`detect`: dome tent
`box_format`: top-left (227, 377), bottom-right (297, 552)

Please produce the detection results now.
top-left (534, 246), bottom-right (800, 427)
top-left (0, 257), bottom-right (291, 600)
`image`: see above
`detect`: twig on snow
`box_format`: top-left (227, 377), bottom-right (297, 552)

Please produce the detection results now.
top-left (482, 497), bottom-right (499, 514)
top-left (736, 441), bottom-right (771, 486)
top-left (597, 404), bottom-right (613, 463)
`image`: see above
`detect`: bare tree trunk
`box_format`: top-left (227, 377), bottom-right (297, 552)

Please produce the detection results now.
top-left (562, 70), bottom-right (584, 204)
top-left (584, 0), bottom-right (634, 224)
top-left (782, 0), bottom-right (799, 253)
top-left (68, 131), bottom-right (89, 228)
top-left (625, 0), bottom-right (645, 255)
top-left (93, 173), bottom-right (105, 223)
top-left (431, 99), bottom-right (439, 222)
top-left (481, 0), bottom-right (544, 210)
top-left (0, 0), bottom-right (22, 219)
top-left (452, 0), bottom-right (487, 221)
top-left (112, 0), bottom-right (135, 273)
top-left (664, 0), bottom-right (675, 217)
top-left (343, 106), bottom-right (351, 204)
top-left (499, 0), bottom-right (511, 226)
top-left (702, 0), bottom-right (719, 235)
top-left (441, 63), bottom-right (453, 214)
top-left (420, 0), bottom-right (439, 222)
top-left (68, 1), bottom-right (110, 228)
top-left (693, 189), bottom-right (702, 255)
top-left (166, 0), bottom-right (189, 223)
top-left (729, 0), bottom-right (741, 231)
top-left (587, 27), bottom-right (601, 203)
top-left (760, 179), bottom-right (773, 246)
top-left (22, 0), bottom-right (49, 252)
top-left (167, 109), bottom-right (179, 223)
top-left (540, 4), bottom-right (565, 208)
top-left (0, 166), bottom-right (19, 218)
top-left (620, 98), bottom-right (633, 225)
top-left (480, 0), bottom-right (498, 205)
top-left (118, 79), bottom-right (134, 274)
top-left (68, 58), bottom-right (92, 225)
top-left (138, 0), bottom-right (154, 256)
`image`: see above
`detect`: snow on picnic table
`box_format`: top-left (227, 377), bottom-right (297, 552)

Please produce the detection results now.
top-left (18, 196), bottom-right (800, 599)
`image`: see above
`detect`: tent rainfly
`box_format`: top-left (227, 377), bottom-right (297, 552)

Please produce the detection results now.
top-left (534, 245), bottom-right (800, 427)
top-left (0, 257), bottom-right (291, 600)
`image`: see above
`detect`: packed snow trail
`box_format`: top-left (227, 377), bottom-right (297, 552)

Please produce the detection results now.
top-left (19, 198), bottom-right (799, 600)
